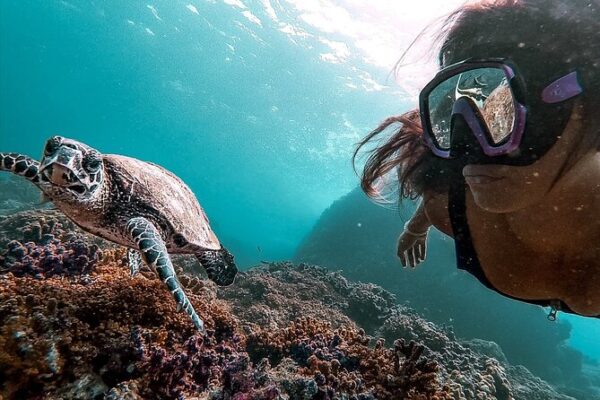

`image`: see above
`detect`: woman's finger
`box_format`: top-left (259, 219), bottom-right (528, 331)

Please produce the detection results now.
top-left (398, 250), bottom-right (407, 268)
top-left (417, 242), bottom-right (425, 261)
top-left (414, 247), bottom-right (423, 267)
top-left (415, 243), bottom-right (423, 261)
top-left (408, 248), bottom-right (417, 268)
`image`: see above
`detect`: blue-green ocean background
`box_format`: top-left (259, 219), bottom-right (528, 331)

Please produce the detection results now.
top-left (1, 0), bottom-right (599, 363)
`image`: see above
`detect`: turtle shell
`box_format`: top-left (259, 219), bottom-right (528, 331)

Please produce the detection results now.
top-left (104, 154), bottom-right (221, 251)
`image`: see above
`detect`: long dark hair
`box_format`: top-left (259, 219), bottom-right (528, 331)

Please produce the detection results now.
top-left (354, 0), bottom-right (600, 200)
top-left (352, 109), bottom-right (462, 200)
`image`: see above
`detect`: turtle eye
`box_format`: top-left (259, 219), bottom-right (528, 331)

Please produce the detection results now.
top-left (44, 136), bottom-right (62, 156)
top-left (83, 152), bottom-right (102, 172)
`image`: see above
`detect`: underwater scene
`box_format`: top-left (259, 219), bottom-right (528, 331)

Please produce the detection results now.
top-left (1, 0), bottom-right (600, 399)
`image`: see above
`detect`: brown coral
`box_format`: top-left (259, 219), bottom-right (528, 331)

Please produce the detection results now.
top-left (0, 262), bottom-right (242, 399)
top-left (246, 317), bottom-right (451, 399)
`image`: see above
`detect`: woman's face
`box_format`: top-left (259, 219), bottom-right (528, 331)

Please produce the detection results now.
top-left (463, 104), bottom-right (584, 213)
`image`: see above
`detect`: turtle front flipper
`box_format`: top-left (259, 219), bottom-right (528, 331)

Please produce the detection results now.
top-left (1, 153), bottom-right (42, 185)
top-left (126, 217), bottom-right (204, 331)
top-left (195, 247), bottom-right (238, 286)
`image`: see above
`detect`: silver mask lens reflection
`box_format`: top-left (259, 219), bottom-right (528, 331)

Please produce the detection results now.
top-left (427, 67), bottom-right (516, 150)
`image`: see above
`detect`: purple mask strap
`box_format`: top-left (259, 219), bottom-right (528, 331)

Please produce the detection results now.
top-left (541, 71), bottom-right (583, 104)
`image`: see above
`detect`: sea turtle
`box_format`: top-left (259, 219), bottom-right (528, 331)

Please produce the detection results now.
top-left (0, 136), bottom-right (238, 331)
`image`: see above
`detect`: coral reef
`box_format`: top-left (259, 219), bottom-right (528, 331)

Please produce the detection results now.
top-left (218, 262), bottom-right (372, 331)
top-left (1, 238), bottom-right (101, 278)
top-left (375, 308), bottom-right (569, 399)
top-left (0, 207), bottom-right (579, 399)
top-left (220, 262), bottom-right (573, 400)
top-left (0, 260), bottom-right (455, 400)
top-left (246, 317), bottom-right (449, 399)
top-left (0, 262), bottom-right (243, 399)
top-left (0, 209), bottom-right (104, 249)
top-left (0, 208), bottom-right (132, 282)
top-left (0, 210), bottom-right (106, 278)
top-left (0, 210), bottom-right (69, 248)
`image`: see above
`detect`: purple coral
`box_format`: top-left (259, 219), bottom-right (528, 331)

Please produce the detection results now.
top-left (0, 236), bottom-right (100, 278)
top-left (134, 331), bottom-right (238, 398)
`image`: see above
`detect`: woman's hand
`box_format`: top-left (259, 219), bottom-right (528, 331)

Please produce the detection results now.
top-left (397, 197), bottom-right (432, 268)
top-left (397, 228), bottom-right (428, 268)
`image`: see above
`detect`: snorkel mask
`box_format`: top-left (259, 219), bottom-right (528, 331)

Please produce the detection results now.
top-left (419, 58), bottom-right (583, 165)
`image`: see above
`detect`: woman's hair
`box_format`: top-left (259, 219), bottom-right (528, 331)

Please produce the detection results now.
top-left (354, 0), bottom-right (600, 200)
top-left (353, 109), bottom-right (463, 199)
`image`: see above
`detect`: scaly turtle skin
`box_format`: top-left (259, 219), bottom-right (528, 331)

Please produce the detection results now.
top-left (0, 136), bottom-right (238, 331)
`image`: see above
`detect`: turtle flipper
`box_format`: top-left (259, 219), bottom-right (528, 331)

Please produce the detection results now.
top-left (1, 153), bottom-right (42, 184)
top-left (126, 217), bottom-right (204, 331)
top-left (195, 247), bottom-right (238, 286)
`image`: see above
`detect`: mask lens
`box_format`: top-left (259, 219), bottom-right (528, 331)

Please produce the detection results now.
top-left (428, 75), bottom-right (460, 150)
top-left (427, 67), bottom-right (516, 149)
top-left (479, 75), bottom-right (515, 144)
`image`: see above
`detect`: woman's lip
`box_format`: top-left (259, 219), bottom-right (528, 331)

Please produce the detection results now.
top-left (464, 175), bottom-right (505, 185)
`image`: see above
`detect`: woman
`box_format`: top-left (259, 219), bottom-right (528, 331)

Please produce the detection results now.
top-left (354, 0), bottom-right (600, 319)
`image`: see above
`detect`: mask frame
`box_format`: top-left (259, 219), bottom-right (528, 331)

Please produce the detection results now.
top-left (419, 58), bottom-right (583, 161)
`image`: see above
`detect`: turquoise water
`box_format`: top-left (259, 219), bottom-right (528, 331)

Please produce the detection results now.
top-left (0, 0), bottom-right (402, 266)
top-left (1, 0), bottom-right (600, 373)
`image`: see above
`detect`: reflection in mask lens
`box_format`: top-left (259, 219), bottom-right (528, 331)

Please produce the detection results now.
top-left (427, 67), bottom-right (516, 150)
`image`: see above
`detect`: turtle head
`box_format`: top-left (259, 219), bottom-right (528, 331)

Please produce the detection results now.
top-left (197, 247), bottom-right (238, 286)
top-left (39, 136), bottom-right (104, 202)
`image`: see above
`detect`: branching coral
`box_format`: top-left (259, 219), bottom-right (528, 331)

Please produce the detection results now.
top-left (246, 317), bottom-right (451, 399)
top-left (392, 339), bottom-right (443, 398)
